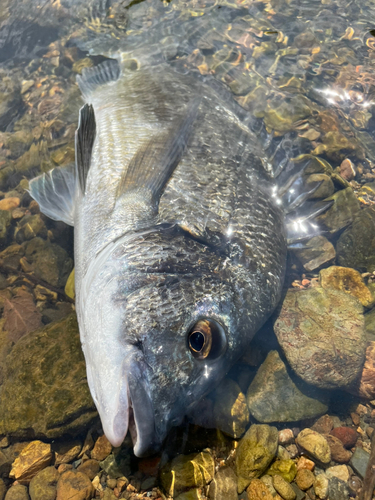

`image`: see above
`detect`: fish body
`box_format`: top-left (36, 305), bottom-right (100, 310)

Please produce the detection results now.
top-left (30, 55), bottom-right (288, 456)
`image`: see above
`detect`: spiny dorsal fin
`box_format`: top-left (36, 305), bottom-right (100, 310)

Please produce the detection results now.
top-left (75, 103), bottom-right (96, 194)
top-left (117, 98), bottom-right (200, 208)
top-left (77, 59), bottom-right (121, 99)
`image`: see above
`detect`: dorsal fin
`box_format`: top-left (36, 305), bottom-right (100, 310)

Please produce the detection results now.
top-left (75, 103), bottom-right (96, 194)
top-left (77, 59), bottom-right (121, 99)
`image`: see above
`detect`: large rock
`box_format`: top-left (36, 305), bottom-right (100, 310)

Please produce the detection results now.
top-left (208, 466), bottom-right (238, 500)
top-left (246, 351), bottom-right (328, 422)
top-left (29, 466), bottom-right (59, 500)
top-left (56, 470), bottom-right (93, 500)
top-left (317, 187), bottom-right (360, 234)
top-left (235, 424), bottom-right (278, 493)
top-left (292, 235), bottom-right (335, 272)
top-left (336, 207), bottom-right (375, 273)
top-left (0, 314), bottom-right (97, 439)
top-left (274, 287), bottom-right (366, 389)
top-left (9, 441), bottom-right (52, 484)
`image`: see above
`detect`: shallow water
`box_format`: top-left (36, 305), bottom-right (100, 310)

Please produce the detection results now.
top-left (0, 0), bottom-right (375, 499)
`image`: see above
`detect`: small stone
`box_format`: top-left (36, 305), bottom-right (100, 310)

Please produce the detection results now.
top-left (0, 198), bottom-right (20, 211)
top-left (324, 435), bottom-right (351, 463)
top-left (29, 466), bottom-right (59, 500)
top-left (4, 485), bottom-right (29, 500)
top-left (314, 474), bottom-right (329, 499)
top-left (260, 475), bottom-right (277, 496)
top-left (327, 476), bottom-right (349, 500)
top-left (213, 378), bottom-right (250, 438)
top-left (77, 459), bottom-right (100, 480)
top-left (351, 412), bottom-right (360, 426)
top-left (279, 429), bottom-right (294, 445)
top-left (54, 441), bottom-right (81, 466)
top-left (317, 187), bottom-right (360, 234)
top-left (246, 479), bottom-right (273, 499)
top-left (296, 429), bottom-right (331, 465)
top-left (320, 266), bottom-right (374, 308)
top-left (10, 441), bottom-right (52, 484)
top-left (79, 431), bottom-right (94, 458)
top-left (57, 464), bottom-right (72, 474)
top-left (277, 446), bottom-right (292, 461)
top-left (285, 445), bottom-right (299, 459)
top-left (325, 465), bottom-right (349, 482)
top-left (297, 457), bottom-right (315, 471)
top-left (0, 211), bottom-right (11, 247)
top-left (311, 415), bottom-right (333, 435)
top-left (56, 470), bottom-right (94, 500)
top-left (329, 427), bottom-right (358, 448)
top-left (273, 474), bottom-right (296, 500)
top-left (15, 215), bottom-right (48, 243)
top-left (99, 451), bottom-right (131, 479)
top-left (106, 478), bottom-right (117, 489)
top-left (293, 236), bottom-right (335, 272)
top-left (339, 159), bottom-right (356, 181)
top-left (352, 342), bottom-right (375, 399)
top-left (208, 466), bottom-right (237, 500)
top-left (296, 469), bottom-right (315, 490)
top-left (350, 447), bottom-right (370, 478)
top-left (266, 460), bottom-right (297, 482)
top-left (91, 435), bottom-right (112, 462)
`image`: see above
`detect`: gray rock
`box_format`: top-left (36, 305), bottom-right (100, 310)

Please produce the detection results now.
top-left (291, 483), bottom-right (306, 500)
top-left (99, 450), bottom-right (131, 479)
top-left (327, 477), bottom-right (349, 500)
top-left (274, 287), bottom-right (366, 389)
top-left (306, 174), bottom-right (334, 199)
top-left (4, 485), bottom-right (29, 500)
top-left (0, 313), bottom-right (97, 439)
top-left (29, 466), bottom-right (59, 500)
top-left (208, 466), bottom-right (238, 500)
top-left (317, 187), bottom-right (360, 234)
top-left (246, 351), bottom-right (328, 422)
top-left (350, 447), bottom-right (370, 478)
top-left (292, 235), bottom-right (335, 272)
top-left (336, 207), bottom-right (375, 273)
top-left (0, 85), bottom-right (22, 132)
top-left (0, 211), bottom-right (11, 247)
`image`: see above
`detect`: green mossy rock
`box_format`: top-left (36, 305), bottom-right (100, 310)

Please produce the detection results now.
top-left (29, 466), bottom-right (59, 500)
top-left (0, 314), bottom-right (97, 440)
top-left (317, 187), bottom-right (360, 234)
top-left (266, 459), bottom-right (297, 482)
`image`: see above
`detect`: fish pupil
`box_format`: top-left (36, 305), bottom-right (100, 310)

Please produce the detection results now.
top-left (189, 331), bottom-right (205, 352)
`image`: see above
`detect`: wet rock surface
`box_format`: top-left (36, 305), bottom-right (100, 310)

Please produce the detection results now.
top-left (292, 235), bottom-right (335, 272)
top-left (296, 429), bottom-right (331, 465)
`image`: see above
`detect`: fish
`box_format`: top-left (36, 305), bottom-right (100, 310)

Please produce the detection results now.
top-left (29, 43), bottom-right (325, 456)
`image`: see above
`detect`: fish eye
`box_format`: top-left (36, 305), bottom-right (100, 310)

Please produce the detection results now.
top-left (187, 319), bottom-right (226, 360)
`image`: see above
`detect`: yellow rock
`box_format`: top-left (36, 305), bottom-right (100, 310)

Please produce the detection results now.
top-left (246, 479), bottom-right (273, 499)
top-left (0, 197), bottom-right (20, 211)
top-left (319, 265), bottom-right (374, 307)
top-left (65, 268), bottom-right (75, 300)
top-left (9, 440), bottom-right (52, 484)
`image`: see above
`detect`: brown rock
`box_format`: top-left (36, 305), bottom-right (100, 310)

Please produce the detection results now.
top-left (57, 464), bottom-right (72, 474)
top-left (311, 415), bottom-right (333, 435)
top-left (272, 475), bottom-right (296, 500)
top-left (4, 484), bottom-right (29, 500)
top-left (296, 429), bottom-right (331, 464)
top-left (297, 456), bottom-right (315, 471)
top-left (0, 478), bottom-right (6, 500)
top-left (0, 198), bottom-right (20, 211)
top-left (329, 427), bottom-right (358, 448)
top-left (29, 465), bottom-right (59, 500)
top-left (320, 266), bottom-right (374, 307)
top-left (325, 435), bottom-right (351, 463)
top-left (77, 459), bottom-right (100, 480)
top-left (353, 342), bottom-right (375, 399)
top-left (9, 441), bottom-right (52, 484)
top-left (340, 159), bottom-right (356, 181)
top-left (296, 469), bottom-right (315, 490)
top-left (54, 441), bottom-right (81, 466)
top-left (246, 479), bottom-right (273, 500)
top-left (278, 429), bottom-right (294, 446)
top-left (91, 435), bottom-right (112, 462)
top-left (56, 470), bottom-right (94, 500)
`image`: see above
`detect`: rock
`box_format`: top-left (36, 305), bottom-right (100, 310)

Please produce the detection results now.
top-left (274, 288), bottom-right (366, 389)
top-left (0, 244), bottom-right (24, 268)
top-left (329, 427), bottom-right (358, 448)
top-left (91, 435), bottom-right (112, 462)
top-left (311, 415), bottom-right (333, 435)
top-left (351, 341), bottom-right (375, 399)
top-left (29, 465), bottom-right (59, 500)
top-left (317, 187), bottom-right (360, 234)
top-left (325, 465), bottom-right (349, 482)
top-left (77, 459), bottom-right (100, 480)
top-left (277, 446), bottom-right (291, 461)
top-left (24, 238), bottom-right (73, 288)
top-left (175, 490), bottom-right (201, 500)
top-left (278, 429), bottom-right (294, 446)
top-left (0, 85), bottom-right (22, 132)
top-left (297, 457), bottom-right (315, 471)
top-left (266, 460), bottom-right (297, 482)
top-left (336, 208), bottom-right (375, 273)
top-left (296, 429), bottom-right (331, 465)
top-left (293, 236), bottom-right (335, 272)
top-left (64, 269), bottom-right (75, 300)
top-left (140, 477), bottom-right (156, 490)
top-left (290, 484), bottom-right (305, 500)
top-left (295, 469), bottom-right (315, 490)
top-left (0, 314), bottom-right (97, 440)
top-left (213, 379), bottom-right (249, 438)
top-left (339, 159), bottom-right (356, 181)
top-left (235, 424), bottom-right (278, 493)
top-left (324, 435), bottom-right (351, 463)
top-left (246, 350), bottom-right (328, 421)
top-left (0, 211), bottom-right (12, 247)
top-left (260, 475), bottom-right (277, 496)
top-left (4, 485), bottom-right (29, 500)
top-left (0, 198), bottom-right (20, 211)
top-left (327, 477), bottom-right (349, 500)
top-left (0, 479), bottom-right (5, 500)
top-left (56, 470), bottom-right (94, 500)
top-left (306, 174), bottom-right (334, 199)
top-left (348, 476), bottom-right (362, 496)
top-left (9, 441), bottom-right (52, 484)
top-left (272, 475), bottom-right (296, 500)
top-left (160, 451), bottom-right (215, 497)
top-left (208, 466), bottom-right (237, 500)
top-left (350, 447), bottom-right (370, 478)
top-left (313, 473), bottom-right (329, 499)
top-left (99, 450), bottom-right (131, 479)
top-left (246, 479), bottom-right (273, 500)
top-left (319, 266), bottom-right (374, 308)
top-left (54, 441), bottom-right (81, 465)
top-left (15, 215), bottom-right (47, 243)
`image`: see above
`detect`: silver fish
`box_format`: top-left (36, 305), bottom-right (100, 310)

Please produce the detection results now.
top-left (29, 51), bottom-right (321, 456)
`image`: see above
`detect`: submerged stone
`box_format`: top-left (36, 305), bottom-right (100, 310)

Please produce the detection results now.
top-left (208, 466), bottom-right (237, 500)
top-left (9, 441), bottom-right (52, 484)
top-left (29, 466), bottom-right (59, 500)
top-left (246, 351), bottom-right (327, 422)
top-left (317, 187), bottom-right (360, 234)
top-left (266, 459), bottom-right (297, 482)
top-left (319, 266), bottom-right (374, 307)
top-left (292, 235), bottom-right (335, 272)
top-left (296, 429), bottom-right (331, 465)
top-left (213, 378), bottom-right (249, 439)
top-left (350, 447), bottom-right (370, 478)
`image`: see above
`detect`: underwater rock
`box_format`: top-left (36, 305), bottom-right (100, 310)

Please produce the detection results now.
top-left (76, 459), bottom-right (100, 480)
top-left (292, 235), bottom-right (335, 272)
top-left (0, 211), bottom-right (11, 248)
top-left (329, 427), bottom-right (358, 448)
top-left (350, 447), bottom-right (370, 478)
top-left (246, 351), bottom-right (327, 421)
top-left (208, 466), bottom-right (237, 500)
top-left (296, 429), bottom-right (331, 465)
top-left (306, 174), bottom-right (334, 199)
top-left (272, 474), bottom-right (296, 500)
top-left (311, 414), bottom-right (334, 435)
top-left (0, 244), bottom-right (24, 268)
top-left (246, 479), bottom-right (273, 499)
top-left (327, 477), bottom-right (349, 500)
top-left (266, 459), bottom-right (297, 482)
top-left (4, 288), bottom-right (42, 343)
top-left (351, 341), bottom-right (375, 399)
top-left (213, 378), bottom-right (249, 439)
top-left (324, 435), bottom-right (351, 464)
top-left (317, 187), bottom-right (360, 234)
top-left (263, 95), bottom-right (312, 134)
top-left (91, 435), bottom-right (112, 462)
top-left (29, 466), bottom-right (59, 500)
top-left (295, 469), bottom-right (315, 490)
top-left (339, 159), bottom-right (356, 181)
top-left (54, 441), bottom-right (81, 466)
top-left (4, 484), bottom-right (29, 500)
top-left (9, 441), bottom-right (52, 484)
top-left (24, 237), bottom-right (73, 288)
top-left (325, 465), bottom-right (349, 482)
top-left (235, 424), bottom-right (278, 493)
top-left (319, 266), bottom-right (374, 308)
top-left (159, 451), bottom-right (215, 497)
top-left (0, 314), bottom-right (97, 440)
top-left (274, 288), bottom-right (366, 389)
top-left (313, 473), bottom-right (329, 499)
top-left (15, 215), bottom-right (48, 243)
top-left (0, 86), bottom-right (22, 132)
top-left (56, 470), bottom-right (93, 500)
top-left (336, 208), bottom-right (375, 273)
top-left (0, 198), bottom-right (20, 211)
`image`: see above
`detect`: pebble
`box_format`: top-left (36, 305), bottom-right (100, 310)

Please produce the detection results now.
top-left (260, 475), bottom-right (277, 496)
top-left (77, 459), bottom-right (100, 480)
top-left (325, 435), bottom-right (351, 463)
top-left (327, 476), bottom-right (350, 500)
top-left (0, 198), bottom-right (20, 211)
top-left (29, 466), bottom-right (59, 500)
top-left (56, 470), bottom-right (94, 500)
top-left (320, 265), bottom-right (374, 307)
top-left (91, 435), bottom-right (112, 462)
top-left (9, 441), bottom-right (52, 484)
top-left (297, 457), bottom-right (315, 471)
top-left (266, 459), bottom-right (297, 482)
top-left (313, 474), bottom-right (329, 499)
top-left (339, 159), bottom-right (356, 181)
top-left (329, 427), bottom-right (358, 448)
top-left (311, 415), bottom-right (333, 435)
top-left (296, 429), bottom-right (331, 465)
top-left (4, 485), bottom-right (29, 500)
top-left (246, 479), bottom-right (273, 500)
top-left (285, 445), bottom-right (299, 459)
top-left (325, 465), bottom-right (349, 482)
top-left (295, 469), bottom-right (315, 490)
top-left (273, 474), bottom-right (296, 500)
top-left (208, 466), bottom-right (237, 500)
top-left (279, 429), bottom-right (294, 445)
top-left (54, 441), bottom-right (82, 466)
top-left (350, 447), bottom-right (370, 478)
top-left (57, 464), bottom-right (72, 474)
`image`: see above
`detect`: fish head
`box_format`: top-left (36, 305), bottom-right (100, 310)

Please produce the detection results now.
top-left (78, 224), bottom-right (276, 456)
